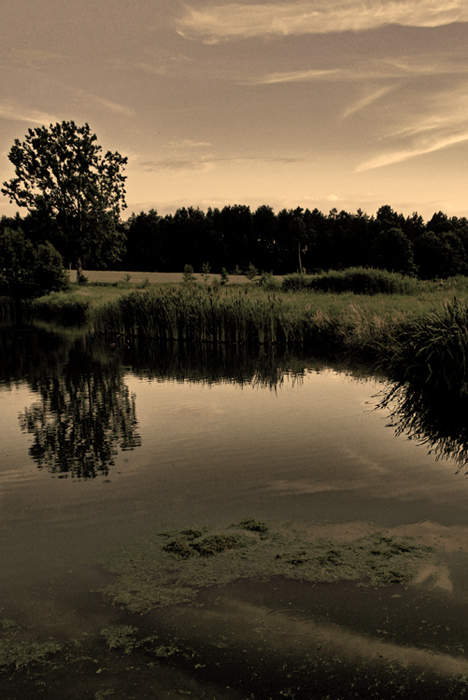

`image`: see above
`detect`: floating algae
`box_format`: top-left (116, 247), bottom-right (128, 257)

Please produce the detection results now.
top-left (0, 616), bottom-right (62, 674)
top-left (101, 520), bottom-right (436, 614)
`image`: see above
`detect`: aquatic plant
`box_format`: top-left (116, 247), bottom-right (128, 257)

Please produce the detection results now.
top-left (376, 299), bottom-right (468, 469)
top-left (382, 299), bottom-right (468, 392)
top-left (28, 293), bottom-right (90, 325)
top-left (101, 521), bottom-right (436, 614)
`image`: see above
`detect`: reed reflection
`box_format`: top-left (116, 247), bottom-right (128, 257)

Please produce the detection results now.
top-left (379, 382), bottom-right (468, 472)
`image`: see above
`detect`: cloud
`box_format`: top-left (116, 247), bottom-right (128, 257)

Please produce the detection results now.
top-left (90, 97), bottom-right (136, 117)
top-left (72, 90), bottom-right (136, 117)
top-left (253, 68), bottom-right (346, 84)
top-left (357, 131), bottom-right (468, 171)
top-left (249, 54), bottom-right (468, 86)
top-left (132, 49), bottom-right (190, 76)
top-left (342, 85), bottom-right (396, 118)
top-left (141, 154), bottom-right (306, 173)
top-left (177, 1), bottom-right (468, 42)
top-left (357, 83), bottom-right (468, 170)
top-left (142, 157), bottom-right (216, 173)
top-left (169, 139), bottom-right (212, 148)
top-left (0, 102), bottom-right (57, 125)
top-left (7, 48), bottom-right (66, 70)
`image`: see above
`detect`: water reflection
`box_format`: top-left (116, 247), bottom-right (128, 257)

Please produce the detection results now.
top-left (105, 336), bottom-right (327, 388)
top-left (3, 328), bottom-right (141, 479)
top-left (379, 381), bottom-right (468, 472)
top-left (4, 325), bottom-right (468, 478)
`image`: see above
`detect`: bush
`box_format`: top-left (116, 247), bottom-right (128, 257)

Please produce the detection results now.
top-left (0, 228), bottom-right (69, 298)
top-left (282, 268), bottom-right (416, 295)
top-left (258, 271), bottom-right (281, 291)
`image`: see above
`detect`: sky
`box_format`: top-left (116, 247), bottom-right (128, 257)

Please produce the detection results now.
top-left (1, 0), bottom-right (468, 222)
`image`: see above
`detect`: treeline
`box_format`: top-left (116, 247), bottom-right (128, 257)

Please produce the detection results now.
top-left (3, 203), bottom-right (468, 280)
top-left (121, 204), bottom-right (468, 279)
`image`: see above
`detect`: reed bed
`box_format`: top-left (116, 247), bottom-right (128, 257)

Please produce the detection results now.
top-left (92, 285), bottom-right (468, 396)
top-left (91, 284), bottom-right (407, 363)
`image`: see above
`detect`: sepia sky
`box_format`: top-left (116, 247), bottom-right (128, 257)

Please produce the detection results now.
top-left (2, 0), bottom-right (468, 221)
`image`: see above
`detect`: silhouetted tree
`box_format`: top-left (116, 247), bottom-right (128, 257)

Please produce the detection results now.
top-left (2, 121), bottom-right (127, 279)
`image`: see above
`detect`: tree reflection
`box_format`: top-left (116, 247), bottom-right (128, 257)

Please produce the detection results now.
top-left (379, 382), bottom-right (468, 472)
top-left (17, 334), bottom-right (140, 479)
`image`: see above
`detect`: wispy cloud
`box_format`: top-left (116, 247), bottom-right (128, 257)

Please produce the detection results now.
top-left (141, 154), bottom-right (306, 173)
top-left (142, 157), bottom-right (216, 173)
top-left (177, 1), bottom-right (468, 43)
top-left (249, 55), bottom-right (468, 86)
top-left (357, 131), bottom-right (468, 170)
top-left (90, 96), bottom-right (136, 117)
top-left (342, 85), bottom-right (396, 118)
top-left (130, 49), bottom-right (190, 76)
top-left (6, 48), bottom-right (66, 70)
top-left (73, 90), bottom-right (136, 117)
top-left (169, 139), bottom-right (212, 148)
top-left (0, 101), bottom-right (57, 125)
top-left (356, 86), bottom-right (468, 170)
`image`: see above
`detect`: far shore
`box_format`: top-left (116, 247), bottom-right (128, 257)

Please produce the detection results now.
top-left (66, 270), bottom-right (263, 285)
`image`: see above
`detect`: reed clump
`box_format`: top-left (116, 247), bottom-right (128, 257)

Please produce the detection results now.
top-left (382, 298), bottom-right (468, 394)
top-left (28, 293), bottom-right (90, 325)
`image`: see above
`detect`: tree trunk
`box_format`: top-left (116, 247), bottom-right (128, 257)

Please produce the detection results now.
top-left (76, 257), bottom-right (83, 283)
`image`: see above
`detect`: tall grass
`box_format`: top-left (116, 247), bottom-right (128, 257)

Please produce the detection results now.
top-left (28, 293), bottom-right (90, 325)
top-left (91, 284), bottom-right (407, 364)
top-left (381, 298), bottom-right (468, 393)
top-left (92, 285), bottom-right (468, 394)
top-left (376, 299), bottom-right (468, 469)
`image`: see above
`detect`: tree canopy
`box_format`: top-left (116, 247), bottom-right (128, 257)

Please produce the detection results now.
top-left (1, 121), bottom-right (127, 278)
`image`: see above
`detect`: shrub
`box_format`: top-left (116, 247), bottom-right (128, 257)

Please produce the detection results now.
top-left (282, 268), bottom-right (416, 295)
top-left (258, 271), bottom-right (281, 291)
top-left (182, 264), bottom-right (196, 283)
top-left (0, 229), bottom-right (69, 298)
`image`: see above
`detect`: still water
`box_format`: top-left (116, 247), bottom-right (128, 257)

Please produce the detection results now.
top-left (1, 326), bottom-right (468, 699)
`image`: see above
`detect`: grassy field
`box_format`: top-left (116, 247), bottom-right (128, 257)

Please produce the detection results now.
top-left (66, 271), bottom-right (468, 321)
top-left (66, 270), bottom-right (255, 286)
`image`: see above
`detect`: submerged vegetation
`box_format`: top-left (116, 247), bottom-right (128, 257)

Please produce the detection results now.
top-left (102, 520), bottom-right (436, 614)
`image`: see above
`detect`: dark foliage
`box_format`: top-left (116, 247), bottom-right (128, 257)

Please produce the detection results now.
top-left (118, 204), bottom-right (468, 280)
top-left (0, 227), bottom-right (69, 298)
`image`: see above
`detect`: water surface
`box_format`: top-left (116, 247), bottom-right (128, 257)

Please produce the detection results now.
top-left (1, 327), bottom-right (468, 699)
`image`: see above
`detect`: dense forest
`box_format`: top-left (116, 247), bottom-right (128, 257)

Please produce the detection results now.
top-left (2, 203), bottom-right (468, 280)
top-left (118, 204), bottom-right (468, 280)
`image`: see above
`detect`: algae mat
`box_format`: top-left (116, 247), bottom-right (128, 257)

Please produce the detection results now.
top-left (3, 518), bottom-right (468, 699)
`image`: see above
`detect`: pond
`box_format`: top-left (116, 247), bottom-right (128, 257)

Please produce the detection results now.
top-left (1, 326), bottom-right (468, 699)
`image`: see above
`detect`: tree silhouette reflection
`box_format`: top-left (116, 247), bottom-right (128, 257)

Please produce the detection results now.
top-left (18, 335), bottom-right (140, 479)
